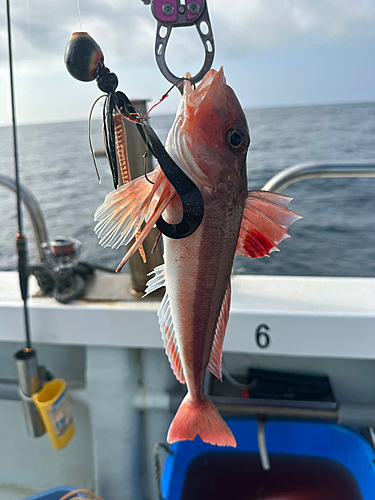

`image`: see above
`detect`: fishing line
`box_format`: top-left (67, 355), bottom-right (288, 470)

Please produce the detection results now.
top-left (88, 94), bottom-right (107, 182)
top-left (5, 0), bottom-right (32, 349)
top-left (143, 77), bottom-right (196, 119)
top-left (25, 0), bottom-right (42, 194)
top-left (75, 0), bottom-right (83, 32)
top-left (139, 122), bottom-right (155, 184)
top-left (26, 0), bottom-right (31, 51)
top-left (131, 77), bottom-right (195, 185)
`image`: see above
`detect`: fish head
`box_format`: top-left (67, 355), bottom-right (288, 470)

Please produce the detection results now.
top-left (167, 67), bottom-right (250, 190)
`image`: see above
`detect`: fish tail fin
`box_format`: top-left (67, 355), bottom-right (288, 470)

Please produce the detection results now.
top-left (167, 394), bottom-right (236, 447)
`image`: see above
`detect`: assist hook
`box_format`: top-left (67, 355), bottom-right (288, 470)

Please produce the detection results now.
top-left (64, 32), bottom-right (204, 239)
top-left (146, 0), bottom-right (215, 92)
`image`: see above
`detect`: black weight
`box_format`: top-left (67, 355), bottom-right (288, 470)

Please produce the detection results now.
top-left (64, 32), bottom-right (104, 82)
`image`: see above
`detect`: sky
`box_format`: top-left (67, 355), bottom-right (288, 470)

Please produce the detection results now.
top-left (0, 0), bottom-right (374, 126)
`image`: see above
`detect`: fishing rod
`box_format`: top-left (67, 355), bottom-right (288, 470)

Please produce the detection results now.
top-left (5, 0), bottom-right (47, 438)
top-left (6, 4), bottom-right (76, 446)
top-left (5, 0), bottom-right (32, 350)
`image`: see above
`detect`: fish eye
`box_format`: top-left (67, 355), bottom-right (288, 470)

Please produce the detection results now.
top-left (226, 127), bottom-right (250, 152)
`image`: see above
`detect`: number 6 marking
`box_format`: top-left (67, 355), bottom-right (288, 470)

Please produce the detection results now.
top-left (256, 324), bottom-right (271, 348)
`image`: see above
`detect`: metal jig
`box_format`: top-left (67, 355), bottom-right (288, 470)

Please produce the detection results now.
top-left (64, 32), bottom-right (204, 239)
top-left (146, 0), bottom-right (215, 92)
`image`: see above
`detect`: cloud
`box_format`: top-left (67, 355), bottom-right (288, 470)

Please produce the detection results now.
top-left (1, 0), bottom-right (374, 126)
top-left (212, 0), bottom-right (375, 55)
top-left (1, 0), bottom-right (374, 76)
top-left (0, 0), bottom-right (155, 75)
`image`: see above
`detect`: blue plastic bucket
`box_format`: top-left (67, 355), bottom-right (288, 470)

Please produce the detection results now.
top-left (161, 419), bottom-right (375, 500)
top-left (24, 487), bottom-right (79, 500)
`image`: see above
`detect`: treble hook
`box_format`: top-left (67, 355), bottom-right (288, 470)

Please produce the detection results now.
top-left (64, 32), bottom-right (204, 239)
top-left (147, 0), bottom-right (215, 92)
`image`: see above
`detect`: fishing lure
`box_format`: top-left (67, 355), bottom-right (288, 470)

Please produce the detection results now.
top-left (64, 32), bottom-right (204, 240)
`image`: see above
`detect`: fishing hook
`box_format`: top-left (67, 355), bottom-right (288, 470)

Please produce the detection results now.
top-left (143, 152), bottom-right (155, 185)
top-left (88, 94), bottom-right (107, 183)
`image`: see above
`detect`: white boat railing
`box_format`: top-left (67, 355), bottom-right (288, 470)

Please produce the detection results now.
top-left (0, 174), bottom-right (48, 261)
top-left (262, 160), bottom-right (375, 193)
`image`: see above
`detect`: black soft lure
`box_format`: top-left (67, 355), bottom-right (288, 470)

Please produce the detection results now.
top-left (64, 32), bottom-right (204, 240)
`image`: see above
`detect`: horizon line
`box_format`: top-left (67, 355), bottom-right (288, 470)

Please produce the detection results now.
top-left (0, 98), bottom-right (374, 129)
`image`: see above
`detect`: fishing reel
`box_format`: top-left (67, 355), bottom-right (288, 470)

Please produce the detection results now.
top-left (29, 236), bottom-right (94, 303)
top-left (47, 236), bottom-right (82, 268)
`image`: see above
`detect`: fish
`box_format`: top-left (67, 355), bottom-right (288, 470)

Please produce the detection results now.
top-left (94, 68), bottom-right (301, 447)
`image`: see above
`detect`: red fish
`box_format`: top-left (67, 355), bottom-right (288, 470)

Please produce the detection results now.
top-left (94, 68), bottom-right (301, 447)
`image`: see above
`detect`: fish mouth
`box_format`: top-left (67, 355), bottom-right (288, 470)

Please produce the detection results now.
top-left (165, 68), bottom-right (226, 186)
top-left (182, 68), bottom-right (225, 118)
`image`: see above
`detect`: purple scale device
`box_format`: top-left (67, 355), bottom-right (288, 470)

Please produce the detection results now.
top-left (147, 0), bottom-right (215, 90)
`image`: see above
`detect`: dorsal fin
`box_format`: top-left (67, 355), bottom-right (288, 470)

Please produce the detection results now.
top-left (144, 266), bottom-right (186, 384)
top-left (236, 190), bottom-right (302, 258)
top-left (208, 281), bottom-right (231, 381)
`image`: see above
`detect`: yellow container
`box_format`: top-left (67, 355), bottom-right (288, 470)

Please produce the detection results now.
top-left (33, 379), bottom-right (75, 449)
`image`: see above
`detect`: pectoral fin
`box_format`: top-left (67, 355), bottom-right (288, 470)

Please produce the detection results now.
top-left (94, 167), bottom-right (177, 271)
top-left (236, 190), bottom-right (301, 258)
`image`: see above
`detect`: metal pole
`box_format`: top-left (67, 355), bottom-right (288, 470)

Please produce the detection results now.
top-left (120, 100), bottom-right (164, 296)
top-left (262, 161), bottom-right (375, 193)
top-left (14, 349), bottom-right (46, 437)
top-left (215, 403), bottom-right (338, 421)
top-left (0, 174), bottom-right (49, 261)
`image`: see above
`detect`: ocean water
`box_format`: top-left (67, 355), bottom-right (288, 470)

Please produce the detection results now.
top-left (0, 102), bottom-right (374, 277)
